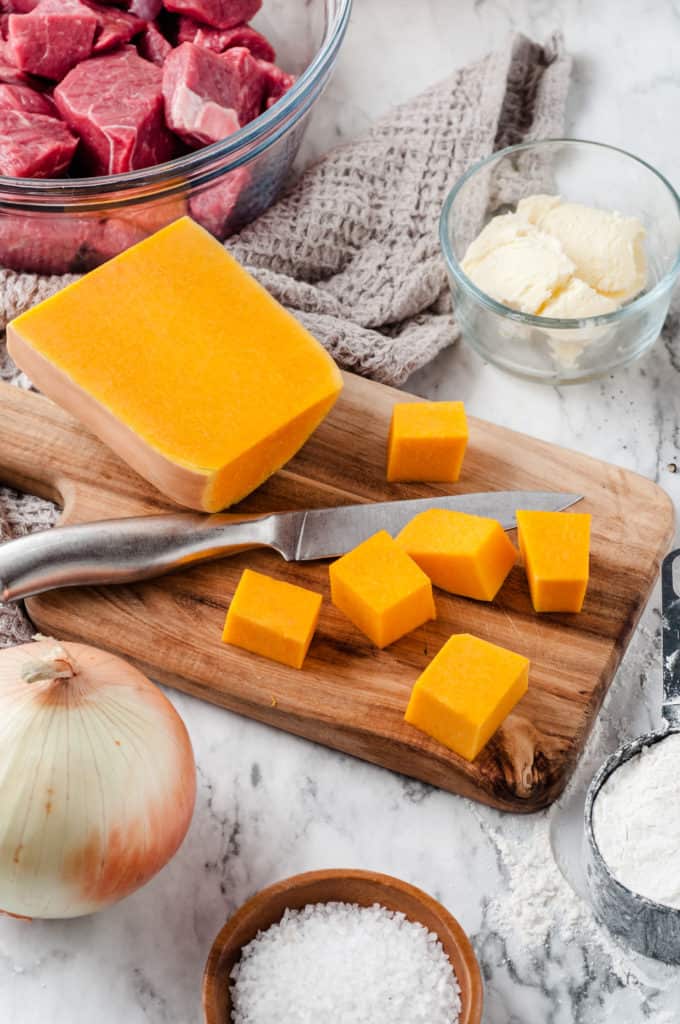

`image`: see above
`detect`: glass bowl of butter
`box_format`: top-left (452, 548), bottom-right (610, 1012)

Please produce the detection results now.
top-left (440, 139), bottom-right (680, 383)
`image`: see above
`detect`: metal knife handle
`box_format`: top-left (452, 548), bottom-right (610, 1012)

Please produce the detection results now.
top-left (0, 512), bottom-right (292, 602)
top-left (661, 548), bottom-right (680, 727)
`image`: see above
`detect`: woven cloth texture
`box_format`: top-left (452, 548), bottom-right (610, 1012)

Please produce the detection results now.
top-left (0, 32), bottom-right (570, 643)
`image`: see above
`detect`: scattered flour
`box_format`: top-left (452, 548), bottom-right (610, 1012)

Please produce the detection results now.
top-left (593, 732), bottom-right (680, 908)
top-left (474, 618), bottom-right (680, 991)
top-left (230, 901), bottom-right (461, 1024)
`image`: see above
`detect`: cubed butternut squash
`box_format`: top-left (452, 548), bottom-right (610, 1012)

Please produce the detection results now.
top-left (396, 508), bottom-right (517, 600)
top-left (329, 530), bottom-right (435, 648)
top-left (516, 510), bottom-right (591, 612)
top-left (405, 633), bottom-right (529, 761)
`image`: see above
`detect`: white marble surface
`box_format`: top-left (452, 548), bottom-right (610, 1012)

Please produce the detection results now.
top-left (3, 1), bottom-right (680, 1021)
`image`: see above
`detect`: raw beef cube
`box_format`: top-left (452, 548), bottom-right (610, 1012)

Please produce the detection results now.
top-left (0, 1), bottom-right (40, 12)
top-left (85, 1), bottom-right (144, 54)
top-left (0, 80), bottom-right (56, 115)
top-left (255, 57), bottom-right (295, 109)
top-left (163, 0), bottom-right (260, 31)
top-left (0, 211), bottom-right (148, 274)
top-left (8, 0), bottom-right (98, 80)
top-left (137, 19), bottom-right (171, 64)
top-left (55, 47), bottom-right (177, 174)
top-left (163, 41), bottom-right (259, 146)
top-left (0, 42), bottom-right (32, 82)
top-left (220, 46), bottom-right (266, 122)
top-left (128, 0), bottom-right (161, 18)
top-left (82, 216), bottom-right (149, 267)
top-left (177, 17), bottom-right (275, 61)
top-left (189, 164), bottom-right (248, 238)
top-left (0, 108), bottom-right (77, 176)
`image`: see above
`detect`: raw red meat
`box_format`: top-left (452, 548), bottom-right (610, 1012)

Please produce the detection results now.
top-left (128, 0), bottom-right (161, 17)
top-left (0, 1), bottom-right (40, 12)
top-left (8, 0), bottom-right (98, 80)
top-left (163, 41), bottom-right (243, 146)
top-left (55, 47), bottom-right (176, 174)
top-left (163, 0), bottom-right (260, 31)
top-left (220, 46), bottom-right (266, 122)
top-left (162, 42), bottom-right (266, 145)
top-left (137, 19), bottom-right (171, 65)
top-left (85, 1), bottom-right (144, 54)
top-left (189, 165), bottom-right (248, 238)
top-left (0, 108), bottom-right (77, 176)
top-left (255, 57), bottom-right (295, 108)
top-left (0, 41), bottom-right (32, 83)
top-left (0, 0), bottom-right (291, 266)
top-left (177, 17), bottom-right (274, 61)
top-left (0, 80), bottom-right (56, 115)
top-left (0, 211), bottom-right (148, 273)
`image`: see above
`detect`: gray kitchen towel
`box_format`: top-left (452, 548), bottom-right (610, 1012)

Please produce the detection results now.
top-left (228, 32), bottom-right (571, 384)
top-left (0, 31), bottom-right (570, 643)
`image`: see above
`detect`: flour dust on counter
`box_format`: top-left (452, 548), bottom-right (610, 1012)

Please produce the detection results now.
top-left (472, 612), bottom-right (680, 1014)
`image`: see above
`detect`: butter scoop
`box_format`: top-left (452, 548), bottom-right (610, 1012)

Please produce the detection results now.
top-left (461, 213), bottom-right (574, 314)
top-left (518, 194), bottom-right (647, 302)
top-left (539, 277), bottom-right (618, 319)
top-left (462, 193), bottom-right (647, 324)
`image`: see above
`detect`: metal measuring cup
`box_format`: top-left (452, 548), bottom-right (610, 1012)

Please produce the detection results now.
top-left (583, 547), bottom-right (680, 963)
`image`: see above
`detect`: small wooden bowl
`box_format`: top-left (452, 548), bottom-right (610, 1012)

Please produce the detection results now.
top-left (202, 868), bottom-right (483, 1024)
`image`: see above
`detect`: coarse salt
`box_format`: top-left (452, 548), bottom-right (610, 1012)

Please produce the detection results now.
top-left (229, 900), bottom-right (462, 1024)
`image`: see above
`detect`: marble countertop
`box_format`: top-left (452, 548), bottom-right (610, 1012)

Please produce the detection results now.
top-left (3, 1), bottom-right (680, 1021)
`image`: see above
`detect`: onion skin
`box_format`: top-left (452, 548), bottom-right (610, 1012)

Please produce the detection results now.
top-left (0, 640), bottom-right (196, 919)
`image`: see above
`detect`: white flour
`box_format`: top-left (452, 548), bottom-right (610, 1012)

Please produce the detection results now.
top-left (474, 617), bottom-right (680, 991)
top-left (592, 732), bottom-right (680, 909)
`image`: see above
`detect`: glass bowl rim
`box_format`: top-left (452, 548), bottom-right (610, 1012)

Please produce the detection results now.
top-left (439, 137), bottom-right (680, 329)
top-left (0, 0), bottom-right (353, 200)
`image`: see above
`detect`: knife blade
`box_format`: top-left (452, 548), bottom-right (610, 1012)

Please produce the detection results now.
top-left (293, 490), bottom-right (581, 560)
top-left (0, 491), bottom-right (582, 602)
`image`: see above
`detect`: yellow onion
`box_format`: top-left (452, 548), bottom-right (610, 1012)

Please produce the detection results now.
top-left (0, 637), bottom-right (196, 919)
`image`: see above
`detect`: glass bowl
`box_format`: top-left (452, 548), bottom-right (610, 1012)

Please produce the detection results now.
top-left (0, 0), bottom-right (352, 276)
top-left (440, 139), bottom-right (680, 384)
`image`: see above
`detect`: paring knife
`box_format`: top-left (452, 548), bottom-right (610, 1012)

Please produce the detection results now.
top-left (0, 490), bottom-right (582, 602)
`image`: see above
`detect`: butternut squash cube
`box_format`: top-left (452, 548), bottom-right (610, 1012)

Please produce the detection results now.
top-left (516, 510), bottom-right (591, 612)
top-left (329, 530), bottom-right (435, 648)
top-left (386, 401), bottom-right (468, 482)
top-left (7, 217), bottom-right (343, 512)
top-left (396, 509), bottom-right (517, 600)
top-left (405, 633), bottom-right (529, 761)
top-left (222, 569), bottom-right (322, 669)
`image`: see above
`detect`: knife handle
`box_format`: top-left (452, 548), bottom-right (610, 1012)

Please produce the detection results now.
top-left (0, 512), bottom-right (292, 602)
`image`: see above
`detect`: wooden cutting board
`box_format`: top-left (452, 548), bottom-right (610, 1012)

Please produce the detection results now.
top-left (0, 374), bottom-right (672, 812)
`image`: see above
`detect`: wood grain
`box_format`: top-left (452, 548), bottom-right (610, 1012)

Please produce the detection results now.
top-left (0, 373), bottom-right (673, 812)
top-left (201, 869), bottom-right (483, 1024)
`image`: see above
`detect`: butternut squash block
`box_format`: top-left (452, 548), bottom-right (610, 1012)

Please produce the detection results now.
top-left (405, 633), bottom-right (529, 761)
top-left (396, 509), bottom-right (517, 600)
top-left (7, 217), bottom-right (343, 512)
top-left (387, 401), bottom-right (468, 482)
top-left (516, 510), bottom-right (591, 612)
top-left (223, 569), bottom-right (322, 669)
top-left (329, 530), bottom-right (436, 649)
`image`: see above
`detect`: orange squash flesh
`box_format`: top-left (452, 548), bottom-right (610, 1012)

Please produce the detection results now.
top-left (405, 633), bottom-right (529, 761)
top-left (223, 569), bottom-right (322, 669)
top-left (7, 217), bottom-right (343, 512)
top-left (386, 401), bottom-right (468, 483)
top-left (329, 530), bottom-right (436, 649)
top-left (397, 509), bottom-right (517, 600)
top-left (516, 510), bottom-right (591, 613)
